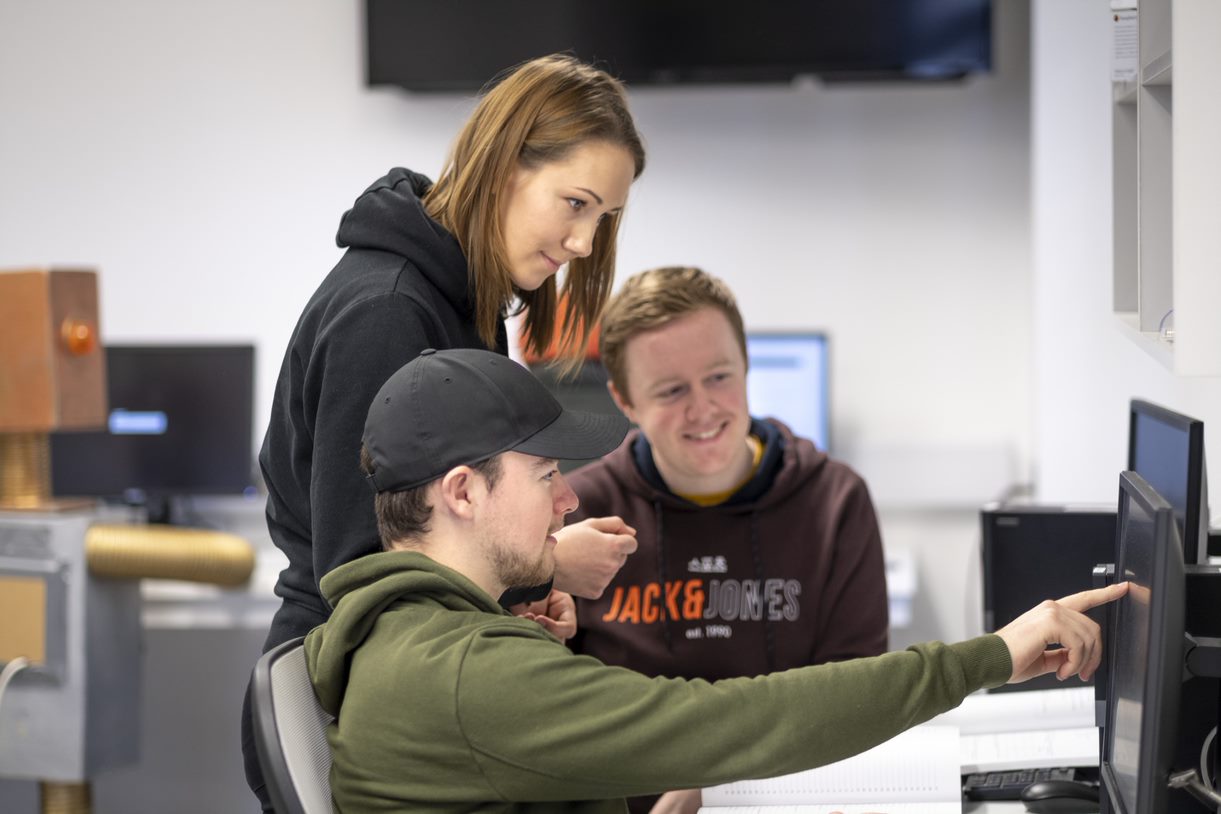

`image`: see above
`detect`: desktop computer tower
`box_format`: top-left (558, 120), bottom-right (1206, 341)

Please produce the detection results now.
top-left (981, 503), bottom-right (1117, 693)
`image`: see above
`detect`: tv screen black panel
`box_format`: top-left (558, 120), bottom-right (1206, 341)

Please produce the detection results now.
top-left (1127, 398), bottom-right (1208, 563)
top-left (1100, 471), bottom-right (1185, 814)
top-left (366, 0), bottom-right (992, 91)
top-left (51, 345), bottom-right (256, 499)
top-left (745, 332), bottom-right (830, 454)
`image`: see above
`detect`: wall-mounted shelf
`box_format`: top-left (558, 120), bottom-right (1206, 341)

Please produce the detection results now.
top-left (1111, 0), bottom-right (1221, 376)
top-left (1115, 311), bottom-right (1174, 370)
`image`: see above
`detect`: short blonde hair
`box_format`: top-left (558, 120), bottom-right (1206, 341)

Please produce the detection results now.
top-left (425, 54), bottom-right (646, 365)
top-left (599, 266), bottom-right (747, 404)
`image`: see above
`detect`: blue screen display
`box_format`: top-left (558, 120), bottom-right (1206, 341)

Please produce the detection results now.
top-left (745, 333), bottom-right (830, 453)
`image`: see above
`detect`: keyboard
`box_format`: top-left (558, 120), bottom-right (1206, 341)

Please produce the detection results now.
top-left (962, 766), bottom-right (1098, 801)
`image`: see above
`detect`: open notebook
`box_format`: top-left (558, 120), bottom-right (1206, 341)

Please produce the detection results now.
top-left (927, 685), bottom-right (1098, 773)
top-left (698, 725), bottom-right (963, 814)
top-left (695, 687), bottom-right (1098, 813)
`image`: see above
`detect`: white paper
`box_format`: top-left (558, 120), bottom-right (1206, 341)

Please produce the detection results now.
top-left (701, 725), bottom-right (960, 808)
top-left (698, 806), bottom-right (960, 814)
top-left (1112, 9), bottom-right (1139, 83)
top-left (927, 686), bottom-right (1095, 735)
top-left (959, 726), bottom-right (1100, 774)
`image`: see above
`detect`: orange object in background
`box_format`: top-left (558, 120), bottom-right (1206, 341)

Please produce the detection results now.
top-left (518, 293), bottom-right (602, 365)
top-left (520, 322), bottom-right (601, 365)
top-left (0, 268), bottom-right (106, 432)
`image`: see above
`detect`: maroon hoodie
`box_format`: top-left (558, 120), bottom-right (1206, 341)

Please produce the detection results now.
top-left (566, 418), bottom-right (889, 682)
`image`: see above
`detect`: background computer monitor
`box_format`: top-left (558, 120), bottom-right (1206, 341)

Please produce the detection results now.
top-left (533, 330), bottom-right (831, 470)
top-left (1100, 471), bottom-right (1186, 814)
top-left (51, 344), bottom-right (257, 519)
top-left (744, 331), bottom-right (830, 452)
top-left (980, 504), bottom-right (1115, 693)
top-left (1128, 399), bottom-right (1208, 563)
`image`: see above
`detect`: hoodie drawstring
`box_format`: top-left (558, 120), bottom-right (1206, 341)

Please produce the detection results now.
top-left (654, 499), bottom-right (674, 654)
top-left (748, 510), bottom-right (777, 672)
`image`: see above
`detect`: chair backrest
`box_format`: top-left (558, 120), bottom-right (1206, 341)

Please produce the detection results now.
top-left (251, 637), bottom-right (335, 814)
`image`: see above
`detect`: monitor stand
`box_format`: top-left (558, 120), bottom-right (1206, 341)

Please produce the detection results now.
top-left (120, 492), bottom-right (183, 526)
top-left (1177, 566), bottom-right (1221, 810)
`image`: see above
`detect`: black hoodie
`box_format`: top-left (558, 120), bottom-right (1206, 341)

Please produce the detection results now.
top-left (567, 418), bottom-right (889, 681)
top-left (258, 168), bottom-right (507, 644)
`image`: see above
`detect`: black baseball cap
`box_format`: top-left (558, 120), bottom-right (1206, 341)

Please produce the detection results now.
top-left (362, 348), bottom-right (629, 493)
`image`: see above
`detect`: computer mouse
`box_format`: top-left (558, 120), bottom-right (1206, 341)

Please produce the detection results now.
top-left (1020, 779), bottom-right (1101, 814)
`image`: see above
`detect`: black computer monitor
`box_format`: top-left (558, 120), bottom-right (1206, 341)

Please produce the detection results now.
top-left (1128, 399), bottom-right (1208, 563)
top-left (744, 331), bottom-right (830, 453)
top-left (51, 345), bottom-right (257, 518)
top-left (1100, 471), bottom-right (1186, 814)
top-left (980, 504), bottom-right (1115, 693)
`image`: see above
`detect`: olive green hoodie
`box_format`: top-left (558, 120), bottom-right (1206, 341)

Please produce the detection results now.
top-left (306, 550), bottom-right (1011, 813)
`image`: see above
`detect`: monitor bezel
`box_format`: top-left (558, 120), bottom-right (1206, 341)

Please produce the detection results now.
top-left (1127, 398), bottom-right (1206, 563)
top-left (1100, 470), bottom-right (1186, 814)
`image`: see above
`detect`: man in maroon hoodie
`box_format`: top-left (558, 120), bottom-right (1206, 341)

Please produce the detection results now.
top-left (566, 266), bottom-right (889, 814)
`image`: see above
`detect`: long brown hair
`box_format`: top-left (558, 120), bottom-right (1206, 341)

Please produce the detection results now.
top-left (424, 54), bottom-right (646, 364)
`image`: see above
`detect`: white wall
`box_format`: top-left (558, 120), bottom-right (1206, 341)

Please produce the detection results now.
top-left (0, 3), bottom-right (1040, 809)
top-left (0, 0), bottom-right (1033, 501)
top-left (1031, 0), bottom-right (1221, 516)
top-left (0, 1), bottom-right (1034, 651)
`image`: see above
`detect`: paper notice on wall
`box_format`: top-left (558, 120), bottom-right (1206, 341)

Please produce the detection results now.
top-left (1112, 9), bottom-right (1139, 83)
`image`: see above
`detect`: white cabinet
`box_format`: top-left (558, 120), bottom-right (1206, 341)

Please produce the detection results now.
top-left (1112, 0), bottom-right (1221, 375)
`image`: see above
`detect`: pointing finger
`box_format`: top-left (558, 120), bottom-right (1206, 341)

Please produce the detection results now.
top-left (1056, 581), bottom-right (1129, 613)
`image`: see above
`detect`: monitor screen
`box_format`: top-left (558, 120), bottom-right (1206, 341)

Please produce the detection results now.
top-left (745, 332), bottom-right (830, 453)
top-left (1127, 399), bottom-right (1208, 563)
top-left (1101, 471), bottom-right (1185, 814)
top-left (50, 345), bottom-right (257, 502)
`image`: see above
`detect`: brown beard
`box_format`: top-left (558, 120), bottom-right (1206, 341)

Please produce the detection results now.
top-left (488, 538), bottom-right (553, 590)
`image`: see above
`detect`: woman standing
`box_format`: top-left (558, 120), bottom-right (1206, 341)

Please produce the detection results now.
top-left (243, 54), bottom-right (645, 809)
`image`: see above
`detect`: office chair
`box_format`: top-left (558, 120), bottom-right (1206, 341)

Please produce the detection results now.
top-left (251, 636), bottom-right (335, 814)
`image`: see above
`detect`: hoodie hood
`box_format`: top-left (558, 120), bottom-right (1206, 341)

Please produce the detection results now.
top-left (614, 417), bottom-right (828, 513)
top-left (306, 549), bottom-right (506, 716)
top-left (334, 167), bottom-right (474, 316)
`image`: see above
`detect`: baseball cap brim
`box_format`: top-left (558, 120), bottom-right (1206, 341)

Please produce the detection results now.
top-left (512, 408), bottom-right (629, 461)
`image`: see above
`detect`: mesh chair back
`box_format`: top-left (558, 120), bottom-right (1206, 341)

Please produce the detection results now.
top-left (252, 637), bottom-right (335, 814)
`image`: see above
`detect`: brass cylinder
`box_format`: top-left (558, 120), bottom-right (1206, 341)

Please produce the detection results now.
top-left (40, 781), bottom-right (91, 814)
top-left (0, 432), bottom-right (51, 507)
top-left (86, 524), bottom-right (256, 587)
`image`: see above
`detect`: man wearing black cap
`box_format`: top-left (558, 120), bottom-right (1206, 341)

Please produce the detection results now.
top-left (304, 347), bottom-right (1127, 813)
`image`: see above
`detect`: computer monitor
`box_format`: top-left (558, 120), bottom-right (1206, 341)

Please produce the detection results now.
top-left (744, 332), bottom-right (830, 453)
top-left (1100, 471), bottom-right (1186, 814)
top-left (980, 503), bottom-right (1115, 693)
top-left (1128, 399), bottom-right (1208, 563)
top-left (50, 345), bottom-right (257, 518)
top-left (533, 331), bottom-right (831, 463)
